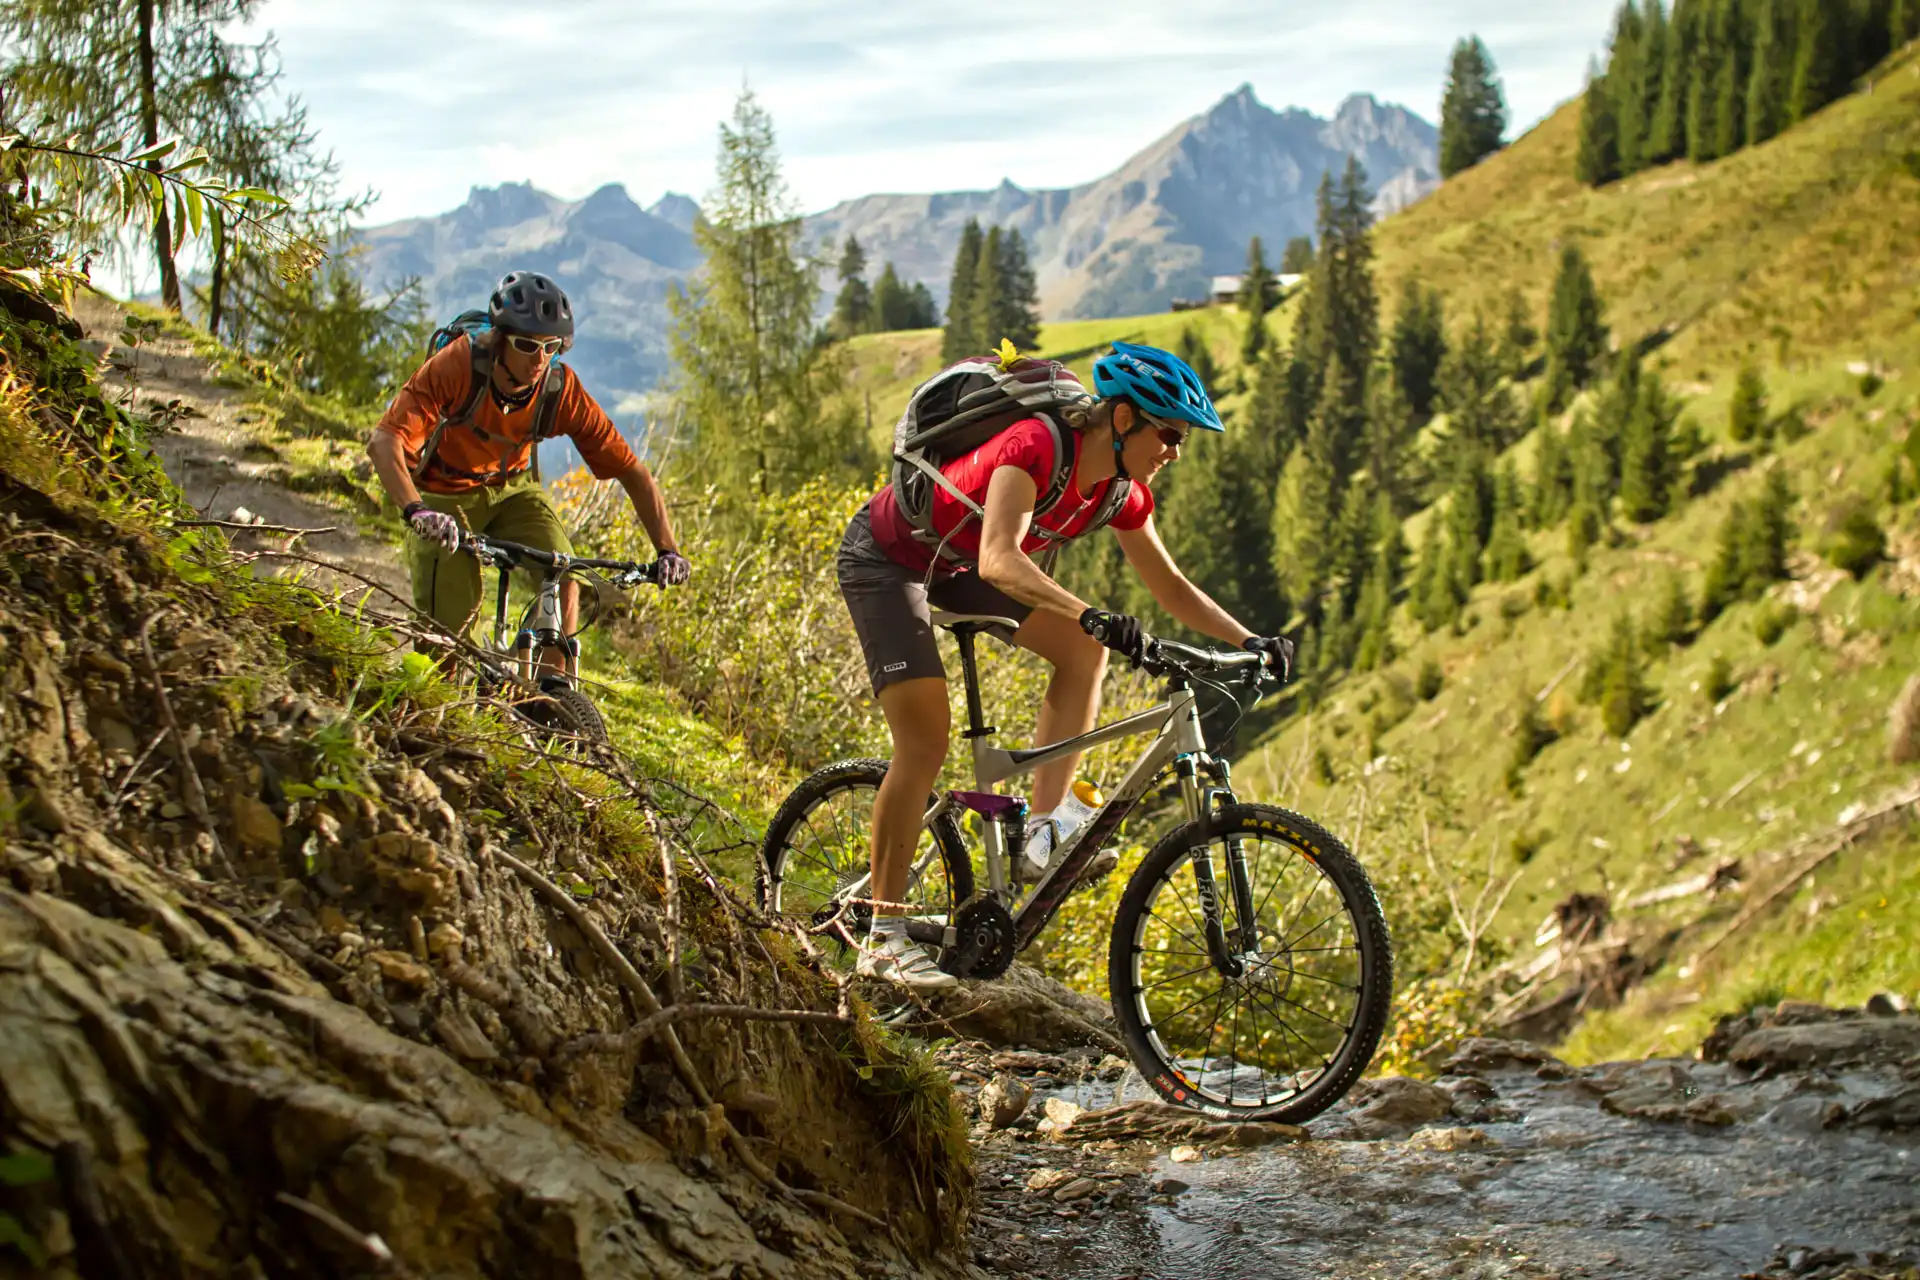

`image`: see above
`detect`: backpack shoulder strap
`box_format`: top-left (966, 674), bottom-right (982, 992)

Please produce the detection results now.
top-left (412, 339), bottom-right (495, 482)
top-left (1028, 414), bottom-right (1077, 518)
top-left (527, 363), bottom-right (568, 483)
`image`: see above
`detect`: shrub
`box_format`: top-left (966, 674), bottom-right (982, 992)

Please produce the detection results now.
top-left (1728, 364), bottom-right (1767, 444)
top-left (1504, 690), bottom-right (1558, 796)
top-left (1414, 658), bottom-right (1445, 701)
top-left (1312, 744), bottom-right (1338, 785)
top-left (1859, 371), bottom-right (1884, 399)
top-left (1703, 653), bottom-right (1737, 704)
top-left (1889, 675), bottom-right (1920, 765)
top-left (1752, 600), bottom-right (1798, 647)
top-left (1595, 614), bottom-right (1652, 737)
top-left (1822, 502), bottom-right (1886, 579)
top-left (1774, 403), bottom-right (1812, 443)
top-left (1507, 827), bottom-right (1546, 866)
top-left (1644, 569), bottom-right (1694, 649)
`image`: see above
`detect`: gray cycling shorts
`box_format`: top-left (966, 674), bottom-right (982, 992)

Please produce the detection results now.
top-left (837, 505), bottom-right (1031, 695)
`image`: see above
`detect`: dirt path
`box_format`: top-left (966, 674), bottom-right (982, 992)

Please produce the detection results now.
top-left (73, 294), bottom-right (408, 603)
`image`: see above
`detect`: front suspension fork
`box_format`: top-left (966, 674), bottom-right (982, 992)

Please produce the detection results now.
top-left (1178, 756), bottom-right (1256, 977)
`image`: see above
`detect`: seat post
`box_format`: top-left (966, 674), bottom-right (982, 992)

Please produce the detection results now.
top-left (953, 628), bottom-right (994, 739)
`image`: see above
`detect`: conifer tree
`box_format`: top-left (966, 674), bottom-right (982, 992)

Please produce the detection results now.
top-left (993, 228), bottom-right (1042, 351)
top-left (1607, 2), bottom-right (1648, 174)
top-left (1577, 62), bottom-right (1623, 185)
top-left (829, 234), bottom-right (873, 339)
top-left (1389, 278), bottom-right (1447, 423)
top-left (941, 219), bottom-right (984, 360)
top-left (1281, 236), bottom-right (1315, 275)
top-left (1739, 466), bottom-right (1795, 587)
top-left (869, 260), bottom-right (904, 332)
top-left (1649, 0), bottom-right (1696, 160)
top-left (1631, 1), bottom-right (1672, 173)
top-left (1699, 498), bottom-right (1749, 620)
top-left (1790, 0), bottom-right (1854, 122)
top-left (1728, 362), bottom-right (1767, 442)
top-left (1543, 243), bottom-right (1610, 411)
top-left (1531, 416), bottom-right (1575, 527)
top-left (1598, 613), bottom-right (1653, 737)
top-left (1175, 326), bottom-right (1221, 401)
top-left (971, 225), bottom-right (1006, 350)
top-left (1439, 35), bottom-right (1509, 177)
top-left (1484, 459), bottom-right (1533, 581)
top-left (669, 88), bottom-right (863, 498)
top-left (1440, 309), bottom-right (1525, 456)
top-left (907, 282), bottom-right (939, 329)
top-left (1246, 347), bottom-right (1304, 478)
top-left (1619, 362), bottom-right (1679, 522)
top-left (1897, 0), bottom-right (1920, 46)
top-left (1645, 568), bottom-right (1695, 648)
top-left (1298, 159), bottom-right (1380, 406)
top-left (1445, 448), bottom-right (1496, 595)
top-left (1270, 414), bottom-right (1341, 617)
top-left (1566, 410), bottom-right (1611, 566)
top-left (1242, 236), bottom-right (1277, 366)
top-left (1747, 0), bottom-right (1793, 146)
top-left (1363, 364), bottom-right (1420, 515)
top-left (1686, 7), bottom-right (1725, 163)
top-left (1409, 516), bottom-right (1448, 632)
top-left (1354, 563), bottom-right (1396, 671)
top-left (1709, 0), bottom-right (1749, 158)
top-left (1499, 286), bottom-right (1538, 378)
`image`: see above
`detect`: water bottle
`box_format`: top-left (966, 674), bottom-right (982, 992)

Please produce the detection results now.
top-left (1052, 779), bottom-right (1105, 839)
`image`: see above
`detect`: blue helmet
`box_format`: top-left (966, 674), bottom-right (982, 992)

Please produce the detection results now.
top-left (1092, 340), bottom-right (1224, 432)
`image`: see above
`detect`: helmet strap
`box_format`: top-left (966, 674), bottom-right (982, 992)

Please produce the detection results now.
top-left (1110, 401), bottom-right (1133, 480)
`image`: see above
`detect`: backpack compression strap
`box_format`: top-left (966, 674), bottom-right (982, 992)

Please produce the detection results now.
top-left (411, 341), bottom-right (496, 483)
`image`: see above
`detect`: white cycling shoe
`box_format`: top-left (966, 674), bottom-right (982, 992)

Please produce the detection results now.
top-left (856, 932), bottom-right (959, 990)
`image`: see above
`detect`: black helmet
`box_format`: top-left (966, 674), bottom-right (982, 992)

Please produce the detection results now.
top-left (489, 271), bottom-right (574, 342)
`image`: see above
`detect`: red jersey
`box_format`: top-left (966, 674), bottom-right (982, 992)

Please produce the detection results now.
top-left (869, 417), bottom-right (1153, 574)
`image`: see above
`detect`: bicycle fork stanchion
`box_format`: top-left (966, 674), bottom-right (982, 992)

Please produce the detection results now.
top-left (1177, 753), bottom-right (1244, 979)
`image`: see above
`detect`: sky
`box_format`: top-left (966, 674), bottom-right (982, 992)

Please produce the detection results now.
top-left (239, 0), bottom-right (1620, 227)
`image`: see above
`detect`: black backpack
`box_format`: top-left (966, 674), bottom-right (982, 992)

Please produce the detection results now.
top-left (411, 310), bottom-right (566, 485)
top-left (890, 345), bottom-right (1131, 570)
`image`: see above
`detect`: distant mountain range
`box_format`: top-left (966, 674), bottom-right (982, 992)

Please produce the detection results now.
top-left (346, 85), bottom-right (1439, 420)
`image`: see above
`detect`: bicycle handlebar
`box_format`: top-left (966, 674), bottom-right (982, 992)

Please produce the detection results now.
top-left (1141, 634), bottom-right (1273, 683)
top-left (461, 534), bottom-right (665, 587)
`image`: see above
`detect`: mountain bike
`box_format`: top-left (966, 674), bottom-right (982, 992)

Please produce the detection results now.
top-left (758, 611), bottom-right (1393, 1123)
top-left (460, 532), bottom-right (665, 744)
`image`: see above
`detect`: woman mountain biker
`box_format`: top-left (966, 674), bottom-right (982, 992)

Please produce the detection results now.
top-left (838, 340), bottom-right (1294, 989)
top-left (367, 270), bottom-right (689, 673)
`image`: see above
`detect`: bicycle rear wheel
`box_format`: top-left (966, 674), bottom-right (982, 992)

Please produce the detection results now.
top-left (1108, 803), bottom-right (1392, 1123)
top-left (758, 759), bottom-right (973, 965)
top-left (510, 684), bottom-right (610, 745)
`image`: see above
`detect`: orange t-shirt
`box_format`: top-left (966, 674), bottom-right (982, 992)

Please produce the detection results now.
top-left (376, 335), bottom-right (639, 494)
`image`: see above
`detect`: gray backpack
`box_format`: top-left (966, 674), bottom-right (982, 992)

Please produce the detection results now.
top-left (890, 353), bottom-right (1131, 569)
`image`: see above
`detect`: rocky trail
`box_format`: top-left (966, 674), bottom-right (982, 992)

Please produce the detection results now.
top-left (943, 1003), bottom-right (1919, 1280)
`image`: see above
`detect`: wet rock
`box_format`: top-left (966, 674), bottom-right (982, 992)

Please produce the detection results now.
top-left (1052, 1098), bottom-right (1305, 1148)
top-left (1037, 1097), bottom-right (1083, 1139)
top-left (1405, 1126), bottom-right (1491, 1152)
top-left (1150, 1176), bottom-right (1190, 1196)
top-left (1442, 1037), bottom-right (1565, 1076)
top-left (919, 962), bottom-right (1122, 1053)
top-left (1728, 1016), bottom-right (1920, 1074)
top-left (1051, 1177), bottom-right (1101, 1203)
top-left (1026, 1167), bottom-right (1074, 1192)
top-left (1848, 1085), bottom-right (1920, 1130)
top-left (978, 1073), bottom-right (1033, 1130)
top-left (1169, 1145), bottom-right (1201, 1163)
top-left (1865, 992), bottom-right (1908, 1016)
top-left (1347, 1076), bottom-right (1455, 1136)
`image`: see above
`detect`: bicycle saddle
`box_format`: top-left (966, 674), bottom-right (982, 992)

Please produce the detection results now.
top-left (929, 611), bottom-right (1023, 636)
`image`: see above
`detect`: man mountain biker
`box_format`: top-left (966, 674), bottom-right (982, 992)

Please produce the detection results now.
top-left (838, 340), bottom-right (1293, 989)
top-left (367, 271), bottom-right (688, 669)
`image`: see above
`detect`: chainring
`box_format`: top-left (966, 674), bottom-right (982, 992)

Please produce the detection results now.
top-left (940, 897), bottom-right (1017, 980)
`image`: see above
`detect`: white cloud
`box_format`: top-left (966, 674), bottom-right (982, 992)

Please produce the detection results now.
top-left (240, 0), bottom-right (1617, 224)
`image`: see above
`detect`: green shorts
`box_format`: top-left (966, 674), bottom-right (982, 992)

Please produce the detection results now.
top-left (406, 474), bottom-right (574, 638)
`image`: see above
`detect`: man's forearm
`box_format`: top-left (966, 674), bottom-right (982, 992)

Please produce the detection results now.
top-left (369, 432), bottom-right (423, 510)
top-left (616, 464), bottom-right (678, 553)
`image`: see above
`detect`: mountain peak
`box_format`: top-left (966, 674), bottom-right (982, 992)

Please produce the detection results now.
top-left (646, 192), bottom-right (699, 234)
top-left (578, 182), bottom-right (639, 212)
top-left (457, 181), bottom-right (559, 230)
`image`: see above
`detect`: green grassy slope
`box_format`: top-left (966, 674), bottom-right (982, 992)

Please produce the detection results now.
top-left (840, 48), bottom-right (1920, 1054)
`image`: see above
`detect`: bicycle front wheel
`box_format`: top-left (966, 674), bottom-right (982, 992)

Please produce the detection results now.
top-left (757, 759), bottom-right (973, 965)
top-left (1109, 803), bottom-right (1392, 1123)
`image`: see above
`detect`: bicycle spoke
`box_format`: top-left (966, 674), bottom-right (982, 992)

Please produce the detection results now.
top-left (1140, 961), bottom-right (1217, 992)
